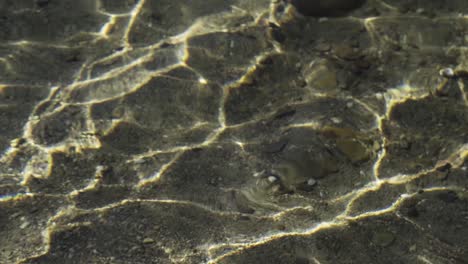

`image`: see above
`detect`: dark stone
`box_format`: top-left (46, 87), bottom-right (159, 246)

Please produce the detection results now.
top-left (263, 139), bottom-right (288, 153)
top-left (275, 3), bottom-right (285, 14)
top-left (269, 27), bottom-right (286, 43)
top-left (289, 0), bottom-right (366, 17)
top-left (274, 108), bottom-right (296, 119)
top-left (35, 0), bottom-right (50, 8)
top-left (405, 205), bottom-right (419, 218)
top-left (65, 54), bottom-right (80, 63)
top-left (436, 162), bottom-right (452, 172)
top-left (190, 147), bottom-right (203, 153)
top-left (160, 42), bottom-right (171, 48)
top-left (12, 137), bottom-right (27, 147)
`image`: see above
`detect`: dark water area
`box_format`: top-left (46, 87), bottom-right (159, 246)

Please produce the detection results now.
top-left (0, 0), bottom-right (467, 263)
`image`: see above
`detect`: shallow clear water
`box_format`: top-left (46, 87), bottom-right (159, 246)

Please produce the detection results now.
top-left (0, 0), bottom-right (467, 263)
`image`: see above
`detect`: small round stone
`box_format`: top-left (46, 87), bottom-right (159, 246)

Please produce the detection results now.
top-left (334, 44), bottom-right (361, 60)
top-left (331, 117), bottom-right (342, 124)
top-left (315, 42), bottom-right (331, 52)
top-left (307, 178), bottom-right (317, 186)
top-left (143, 238), bottom-right (155, 244)
top-left (439, 68), bottom-right (454, 78)
top-left (372, 231), bottom-right (395, 247)
top-left (267, 175), bottom-right (278, 183)
top-left (253, 170), bottom-right (264, 178)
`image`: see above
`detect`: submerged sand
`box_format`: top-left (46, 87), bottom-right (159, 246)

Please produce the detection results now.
top-left (0, 0), bottom-right (468, 263)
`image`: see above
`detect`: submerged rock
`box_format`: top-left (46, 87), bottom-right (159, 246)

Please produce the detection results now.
top-left (273, 155), bottom-right (339, 192)
top-left (303, 59), bottom-right (338, 93)
top-left (336, 138), bottom-right (370, 164)
top-left (372, 230), bottom-right (395, 247)
top-left (289, 0), bottom-right (366, 17)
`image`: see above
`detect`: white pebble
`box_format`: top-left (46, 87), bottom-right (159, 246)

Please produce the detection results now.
top-left (267, 175), bottom-right (277, 183)
top-left (439, 68), bottom-right (454, 78)
top-left (331, 117), bottom-right (342, 124)
top-left (20, 221), bottom-right (29, 229)
top-left (318, 17), bottom-right (328, 23)
top-left (198, 77), bottom-right (208, 84)
top-left (96, 165), bottom-right (106, 173)
top-left (253, 171), bottom-right (264, 177)
top-left (307, 178), bottom-right (317, 186)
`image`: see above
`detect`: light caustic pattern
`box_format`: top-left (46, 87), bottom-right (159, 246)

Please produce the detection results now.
top-left (0, 0), bottom-right (467, 263)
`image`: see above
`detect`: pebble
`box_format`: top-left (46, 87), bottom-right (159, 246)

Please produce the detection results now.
top-left (435, 161), bottom-right (451, 172)
top-left (331, 117), bottom-right (342, 124)
top-left (307, 178), bottom-right (317, 186)
top-left (198, 77), bottom-right (208, 85)
top-left (336, 138), bottom-right (369, 163)
top-left (253, 170), bottom-right (264, 178)
top-left (406, 205), bottom-right (419, 218)
top-left (372, 231), bottom-right (395, 247)
top-left (318, 17), bottom-right (329, 23)
top-left (274, 109), bottom-right (296, 120)
top-left (439, 68), bottom-right (454, 78)
top-left (263, 139), bottom-right (288, 153)
top-left (268, 27), bottom-right (286, 43)
top-left (372, 141), bottom-right (381, 151)
top-left (267, 175), bottom-right (278, 183)
top-left (143, 238), bottom-right (155, 244)
top-left (315, 42), bottom-right (331, 52)
top-left (20, 221), bottom-right (29, 229)
top-left (303, 59), bottom-right (338, 91)
top-left (334, 44), bottom-right (361, 60)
